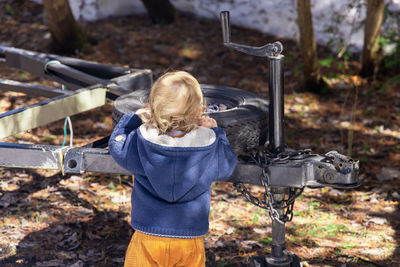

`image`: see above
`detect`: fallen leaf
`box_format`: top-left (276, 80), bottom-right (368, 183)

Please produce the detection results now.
top-left (226, 227), bottom-right (235, 235)
top-left (240, 240), bottom-right (262, 250)
top-left (253, 228), bottom-right (271, 235)
top-left (367, 217), bottom-right (387, 225)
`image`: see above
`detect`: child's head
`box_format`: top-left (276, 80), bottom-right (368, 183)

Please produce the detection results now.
top-left (144, 71), bottom-right (205, 134)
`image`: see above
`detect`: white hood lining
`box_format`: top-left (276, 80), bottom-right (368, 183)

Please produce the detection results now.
top-left (139, 124), bottom-right (216, 147)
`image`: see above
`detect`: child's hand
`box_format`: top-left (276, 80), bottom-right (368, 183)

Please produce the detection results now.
top-left (200, 116), bottom-right (217, 128)
top-left (135, 108), bottom-right (151, 121)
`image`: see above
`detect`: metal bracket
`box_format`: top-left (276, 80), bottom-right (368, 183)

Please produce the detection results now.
top-left (229, 151), bottom-right (359, 188)
top-left (62, 147), bottom-right (131, 175)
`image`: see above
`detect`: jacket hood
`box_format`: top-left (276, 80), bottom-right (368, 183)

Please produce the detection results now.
top-left (134, 124), bottom-right (217, 203)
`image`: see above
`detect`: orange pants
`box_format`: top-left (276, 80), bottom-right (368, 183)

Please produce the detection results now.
top-left (124, 231), bottom-right (206, 267)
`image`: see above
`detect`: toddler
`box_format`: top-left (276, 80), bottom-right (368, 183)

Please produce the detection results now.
top-left (109, 71), bottom-right (237, 267)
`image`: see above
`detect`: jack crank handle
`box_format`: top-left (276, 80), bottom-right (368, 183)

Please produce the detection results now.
top-left (219, 11), bottom-right (283, 57)
top-left (220, 11), bottom-right (231, 44)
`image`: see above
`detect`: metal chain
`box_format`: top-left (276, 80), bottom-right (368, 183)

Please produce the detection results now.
top-left (234, 148), bottom-right (314, 224)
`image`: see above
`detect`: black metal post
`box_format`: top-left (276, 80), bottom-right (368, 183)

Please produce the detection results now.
top-left (267, 53), bottom-right (288, 263)
top-left (268, 55), bottom-right (285, 154)
top-left (265, 54), bottom-right (300, 267)
top-left (265, 187), bottom-right (295, 267)
top-left (268, 53), bottom-right (286, 263)
top-left (271, 188), bottom-right (287, 257)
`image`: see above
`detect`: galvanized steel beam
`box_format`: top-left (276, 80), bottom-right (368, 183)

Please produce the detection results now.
top-left (0, 142), bottom-right (359, 189)
top-left (0, 87), bottom-right (107, 138)
top-left (0, 143), bottom-right (62, 170)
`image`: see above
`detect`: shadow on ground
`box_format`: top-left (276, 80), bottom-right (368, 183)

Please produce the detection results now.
top-left (0, 170), bottom-right (132, 267)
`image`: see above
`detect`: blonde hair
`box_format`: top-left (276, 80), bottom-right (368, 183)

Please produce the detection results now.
top-left (143, 71), bottom-right (205, 135)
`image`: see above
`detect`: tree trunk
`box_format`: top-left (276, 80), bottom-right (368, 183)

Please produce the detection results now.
top-left (141, 0), bottom-right (177, 24)
top-left (43, 0), bottom-right (88, 52)
top-left (360, 0), bottom-right (384, 77)
top-left (297, 0), bottom-right (322, 92)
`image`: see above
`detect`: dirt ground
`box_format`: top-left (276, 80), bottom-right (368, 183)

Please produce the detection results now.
top-left (0, 1), bottom-right (399, 266)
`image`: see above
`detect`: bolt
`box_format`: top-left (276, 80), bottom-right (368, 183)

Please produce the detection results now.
top-left (324, 172), bottom-right (335, 183)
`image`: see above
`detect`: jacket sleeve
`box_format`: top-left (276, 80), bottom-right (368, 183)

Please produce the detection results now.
top-left (212, 127), bottom-right (238, 181)
top-left (108, 113), bottom-right (142, 171)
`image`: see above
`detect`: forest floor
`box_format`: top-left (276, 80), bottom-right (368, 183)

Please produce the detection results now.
top-left (0, 1), bottom-right (399, 267)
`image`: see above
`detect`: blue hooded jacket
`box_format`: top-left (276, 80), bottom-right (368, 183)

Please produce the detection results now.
top-left (109, 113), bottom-right (237, 238)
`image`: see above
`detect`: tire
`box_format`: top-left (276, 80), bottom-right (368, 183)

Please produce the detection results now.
top-left (112, 84), bottom-right (269, 156)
